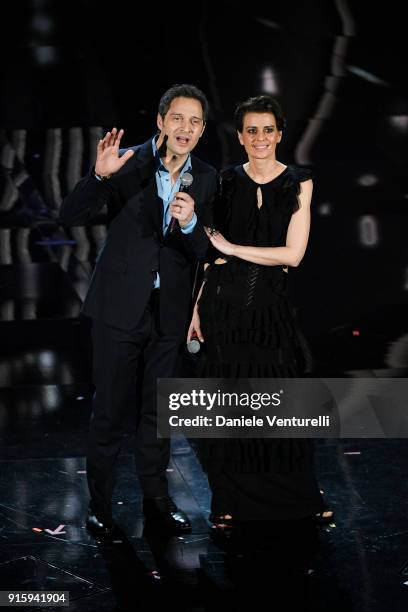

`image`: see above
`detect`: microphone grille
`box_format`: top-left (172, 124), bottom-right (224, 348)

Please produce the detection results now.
top-left (186, 338), bottom-right (201, 354)
top-left (181, 172), bottom-right (193, 188)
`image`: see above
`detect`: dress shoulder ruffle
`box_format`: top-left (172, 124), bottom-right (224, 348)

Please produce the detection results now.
top-left (279, 165), bottom-right (313, 213)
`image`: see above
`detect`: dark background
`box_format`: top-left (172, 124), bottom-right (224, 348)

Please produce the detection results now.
top-left (1, 0), bottom-right (407, 371)
top-left (0, 4), bottom-right (407, 610)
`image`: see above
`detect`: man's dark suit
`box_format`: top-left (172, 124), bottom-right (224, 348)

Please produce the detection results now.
top-left (59, 138), bottom-right (216, 519)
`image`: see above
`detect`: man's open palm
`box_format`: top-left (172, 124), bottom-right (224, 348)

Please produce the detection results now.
top-left (95, 127), bottom-right (134, 177)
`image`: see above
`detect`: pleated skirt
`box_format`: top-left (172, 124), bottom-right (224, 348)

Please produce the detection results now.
top-left (197, 261), bottom-right (323, 520)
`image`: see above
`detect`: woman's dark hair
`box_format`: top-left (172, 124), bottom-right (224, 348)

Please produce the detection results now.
top-left (234, 95), bottom-right (285, 132)
top-left (158, 84), bottom-right (209, 122)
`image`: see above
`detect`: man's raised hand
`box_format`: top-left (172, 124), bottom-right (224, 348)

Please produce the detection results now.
top-left (95, 128), bottom-right (134, 177)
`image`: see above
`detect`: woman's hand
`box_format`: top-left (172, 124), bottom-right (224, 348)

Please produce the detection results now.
top-left (187, 305), bottom-right (204, 343)
top-left (95, 128), bottom-right (134, 177)
top-left (204, 228), bottom-right (236, 257)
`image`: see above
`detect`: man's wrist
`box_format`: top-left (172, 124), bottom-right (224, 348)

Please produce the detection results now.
top-left (94, 170), bottom-right (112, 181)
top-left (180, 213), bottom-right (194, 227)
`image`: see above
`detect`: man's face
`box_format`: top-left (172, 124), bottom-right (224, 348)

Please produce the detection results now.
top-left (157, 96), bottom-right (206, 157)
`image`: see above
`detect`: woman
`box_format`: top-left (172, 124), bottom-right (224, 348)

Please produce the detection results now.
top-left (188, 95), bottom-right (332, 527)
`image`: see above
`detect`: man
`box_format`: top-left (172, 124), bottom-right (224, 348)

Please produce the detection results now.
top-left (59, 84), bottom-right (216, 536)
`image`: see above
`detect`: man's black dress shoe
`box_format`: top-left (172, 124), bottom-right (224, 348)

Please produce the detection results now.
top-left (86, 508), bottom-right (116, 537)
top-left (143, 496), bottom-right (192, 533)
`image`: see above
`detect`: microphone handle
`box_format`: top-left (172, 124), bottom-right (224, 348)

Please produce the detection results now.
top-left (168, 216), bottom-right (178, 233)
top-left (168, 184), bottom-right (189, 234)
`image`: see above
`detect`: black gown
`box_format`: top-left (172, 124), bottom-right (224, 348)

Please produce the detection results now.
top-left (197, 164), bottom-right (324, 521)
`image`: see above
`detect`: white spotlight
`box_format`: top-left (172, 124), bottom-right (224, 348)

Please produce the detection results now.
top-left (260, 67), bottom-right (279, 95)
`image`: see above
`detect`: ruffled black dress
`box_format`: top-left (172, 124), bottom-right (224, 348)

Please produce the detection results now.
top-left (197, 164), bottom-right (324, 521)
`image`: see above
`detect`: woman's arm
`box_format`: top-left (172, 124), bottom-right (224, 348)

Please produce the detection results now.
top-left (206, 179), bottom-right (313, 268)
top-left (187, 263), bottom-right (210, 342)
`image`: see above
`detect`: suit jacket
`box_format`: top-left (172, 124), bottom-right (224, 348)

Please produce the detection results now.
top-left (58, 138), bottom-right (217, 334)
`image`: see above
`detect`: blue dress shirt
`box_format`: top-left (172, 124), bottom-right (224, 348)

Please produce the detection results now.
top-left (152, 137), bottom-right (197, 288)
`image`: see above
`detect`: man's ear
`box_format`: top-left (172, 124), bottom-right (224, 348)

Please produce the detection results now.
top-left (157, 113), bottom-right (163, 131)
top-left (199, 122), bottom-right (206, 138)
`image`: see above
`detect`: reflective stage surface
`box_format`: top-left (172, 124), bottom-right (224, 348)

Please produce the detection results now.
top-left (0, 353), bottom-right (407, 611)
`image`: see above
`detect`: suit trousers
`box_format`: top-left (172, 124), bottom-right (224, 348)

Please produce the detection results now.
top-left (86, 289), bottom-right (182, 520)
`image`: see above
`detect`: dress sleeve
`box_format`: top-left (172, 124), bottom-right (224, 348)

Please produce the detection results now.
top-left (296, 167), bottom-right (313, 183)
top-left (295, 167), bottom-right (313, 212)
top-left (281, 166), bottom-right (313, 213)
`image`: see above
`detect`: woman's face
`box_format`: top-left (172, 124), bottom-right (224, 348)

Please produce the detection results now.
top-left (238, 112), bottom-right (282, 160)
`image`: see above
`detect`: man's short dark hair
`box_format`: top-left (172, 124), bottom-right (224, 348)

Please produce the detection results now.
top-left (234, 95), bottom-right (286, 133)
top-left (158, 84), bottom-right (209, 122)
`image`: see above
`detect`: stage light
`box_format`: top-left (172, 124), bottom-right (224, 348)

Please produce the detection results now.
top-left (346, 65), bottom-right (389, 87)
top-left (43, 386), bottom-right (60, 412)
top-left (359, 215), bottom-right (379, 247)
top-left (389, 116), bottom-right (408, 132)
top-left (318, 202), bottom-right (333, 216)
top-left (260, 67), bottom-right (279, 95)
top-left (32, 46), bottom-right (58, 67)
top-left (38, 350), bottom-right (55, 369)
top-left (357, 174), bottom-right (379, 187)
top-left (31, 14), bottom-right (53, 35)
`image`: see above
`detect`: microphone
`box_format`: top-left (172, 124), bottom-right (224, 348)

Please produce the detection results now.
top-left (168, 172), bottom-right (194, 234)
top-left (186, 331), bottom-right (201, 354)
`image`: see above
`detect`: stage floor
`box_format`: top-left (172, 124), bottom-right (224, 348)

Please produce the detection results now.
top-left (0, 263), bottom-right (407, 611)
